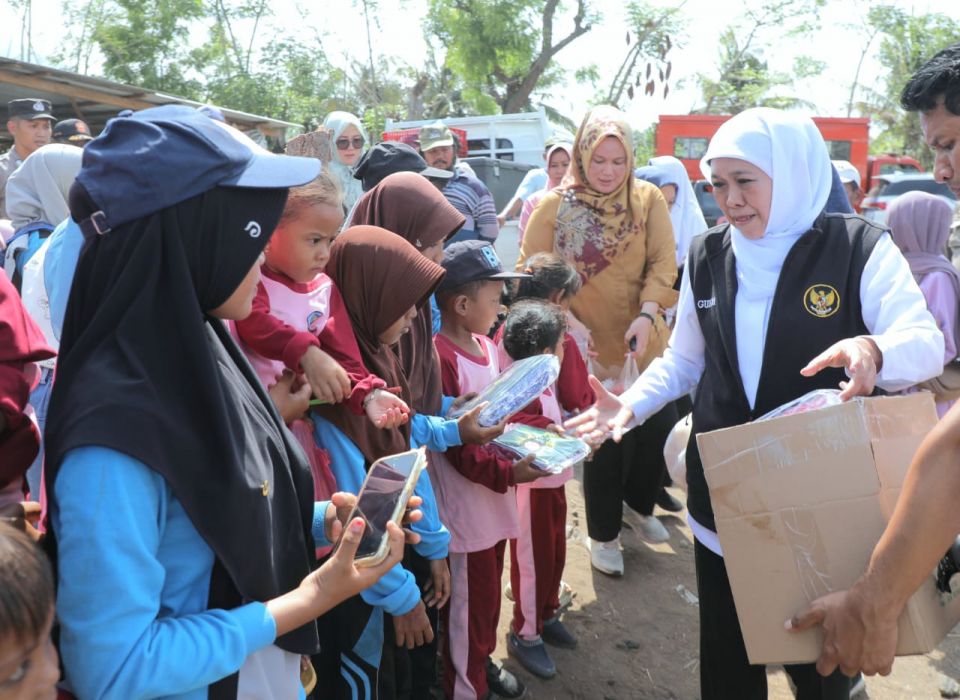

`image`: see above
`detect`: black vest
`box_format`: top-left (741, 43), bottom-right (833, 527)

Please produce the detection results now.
top-left (685, 213), bottom-right (884, 531)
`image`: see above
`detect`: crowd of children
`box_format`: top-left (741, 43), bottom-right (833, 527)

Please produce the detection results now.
top-left (5, 39), bottom-right (959, 700)
top-left (0, 105), bottom-right (607, 700)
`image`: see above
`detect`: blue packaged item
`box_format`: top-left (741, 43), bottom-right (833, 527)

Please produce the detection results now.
top-left (447, 354), bottom-right (560, 427)
top-left (492, 424), bottom-right (591, 474)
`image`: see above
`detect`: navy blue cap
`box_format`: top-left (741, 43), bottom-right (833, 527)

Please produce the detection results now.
top-left (77, 104), bottom-right (320, 231)
top-left (8, 98), bottom-right (54, 120)
top-left (438, 240), bottom-right (529, 292)
top-left (352, 141), bottom-right (453, 192)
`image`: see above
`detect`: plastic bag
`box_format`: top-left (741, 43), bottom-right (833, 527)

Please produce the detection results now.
top-left (492, 424), bottom-right (591, 474)
top-left (447, 354), bottom-right (561, 427)
top-left (756, 389), bottom-right (843, 422)
top-left (663, 413), bottom-right (692, 492)
top-left (602, 354), bottom-right (640, 395)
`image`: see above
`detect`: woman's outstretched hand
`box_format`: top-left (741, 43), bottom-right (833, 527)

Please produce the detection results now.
top-left (563, 376), bottom-right (635, 445)
top-left (800, 337), bottom-right (882, 401)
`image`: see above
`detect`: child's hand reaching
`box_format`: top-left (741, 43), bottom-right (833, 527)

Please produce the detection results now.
top-left (301, 346), bottom-right (351, 404)
top-left (364, 389), bottom-right (411, 429)
top-left (512, 454), bottom-right (547, 484)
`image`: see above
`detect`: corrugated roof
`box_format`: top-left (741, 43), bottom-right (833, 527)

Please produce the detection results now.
top-left (0, 57), bottom-right (301, 146)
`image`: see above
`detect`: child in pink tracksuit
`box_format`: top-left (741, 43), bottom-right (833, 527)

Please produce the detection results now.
top-left (430, 240), bottom-right (542, 700)
top-left (498, 297), bottom-right (593, 679)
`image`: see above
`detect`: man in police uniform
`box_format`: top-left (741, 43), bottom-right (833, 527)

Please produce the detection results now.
top-left (0, 98), bottom-right (55, 219)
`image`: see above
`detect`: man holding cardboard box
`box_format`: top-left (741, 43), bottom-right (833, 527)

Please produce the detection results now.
top-left (790, 42), bottom-right (960, 681)
top-left (567, 106), bottom-right (944, 698)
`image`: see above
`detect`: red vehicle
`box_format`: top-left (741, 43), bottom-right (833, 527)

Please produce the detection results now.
top-left (656, 114), bottom-right (921, 192)
top-left (865, 153), bottom-right (922, 193)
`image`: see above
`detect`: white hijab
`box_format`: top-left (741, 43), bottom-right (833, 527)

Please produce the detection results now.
top-left (700, 108), bottom-right (832, 300)
top-left (6, 143), bottom-right (83, 231)
top-left (648, 155), bottom-right (707, 267)
top-left (322, 111), bottom-right (368, 212)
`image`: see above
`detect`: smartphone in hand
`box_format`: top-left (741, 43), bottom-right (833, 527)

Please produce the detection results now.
top-left (333, 448), bottom-right (427, 568)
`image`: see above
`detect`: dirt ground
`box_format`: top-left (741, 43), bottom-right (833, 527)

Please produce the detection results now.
top-left (491, 476), bottom-right (960, 700)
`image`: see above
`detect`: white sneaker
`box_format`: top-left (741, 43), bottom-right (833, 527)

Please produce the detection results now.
top-left (589, 537), bottom-right (624, 576)
top-left (623, 505), bottom-right (670, 544)
top-left (850, 672), bottom-right (866, 698)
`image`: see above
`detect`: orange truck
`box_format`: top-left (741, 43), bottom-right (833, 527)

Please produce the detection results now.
top-left (655, 114), bottom-right (920, 192)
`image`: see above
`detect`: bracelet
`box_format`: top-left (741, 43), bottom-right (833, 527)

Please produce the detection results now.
top-left (638, 311), bottom-right (657, 324)
top-left (362, 389), bottom-right (379, 409)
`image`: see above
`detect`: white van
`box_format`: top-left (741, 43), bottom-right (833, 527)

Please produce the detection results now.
top-left (384, 109), bottom-right (553, 167)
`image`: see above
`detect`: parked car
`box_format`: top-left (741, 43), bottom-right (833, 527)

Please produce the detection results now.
top-left (861, 172), bottom-right (957, 224)
top-left (693, 180), bottom-right (724, 228)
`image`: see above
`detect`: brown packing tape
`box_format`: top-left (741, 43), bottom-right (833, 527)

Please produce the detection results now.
top-left (700, 401), bottom-right (877, 519)
top-left (781, 507), bottom-right (834, 602)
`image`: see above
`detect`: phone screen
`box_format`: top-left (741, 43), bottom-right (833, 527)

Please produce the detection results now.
top-left (352, 451), bottom-right (422, 560)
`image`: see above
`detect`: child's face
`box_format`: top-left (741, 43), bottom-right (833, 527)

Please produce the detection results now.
top-left (265, 203), bottom-right (344, 284)
top-left (419, 241), bottom-right (444, 265)
top-left (209, 253), bottom-right (263, 320)
top-left (549, 337), bottom-right (565, 364)
top-left (379, 306), bottom-right (418, 345)
top-left (461, 280), bottom-right (504, 336)
top-left (0, 609), bottom-right (59, 700)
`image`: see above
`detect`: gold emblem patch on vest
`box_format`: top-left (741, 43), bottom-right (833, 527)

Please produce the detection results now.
top-left (804, 284), bottom-right (839, 318)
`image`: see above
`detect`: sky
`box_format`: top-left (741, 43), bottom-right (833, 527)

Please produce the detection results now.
top-left (1, 0), bottom-right (958, 131)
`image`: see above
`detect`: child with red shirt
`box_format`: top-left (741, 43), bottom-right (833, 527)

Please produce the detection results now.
top-left (234, 174), bottom-right (410, 513)
top-left (499, 298), bottom-right (593, 680)
top-left (235, 174), bottom-right (409, 424)
top-left (431, 240), bottom-right (544, 700)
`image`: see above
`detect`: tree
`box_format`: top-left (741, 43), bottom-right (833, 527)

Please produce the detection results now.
top-left (425, 0), bottom-right (596, 114)
top-left (604, 0), bottom-right (685, 109)
top-left (694, 0), bottom-right (825, 115)
top-left (854, 6), bottom-right (960, 167)
top-left (92, 0), bottom-right (206, 98)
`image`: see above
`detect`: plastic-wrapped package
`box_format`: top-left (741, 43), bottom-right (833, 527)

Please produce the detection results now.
top-left (492, 424), bottom-right (591, 474)
top-left (756, 389), bottom-right (843, 422)
top-left (601, 354), bottom-right (640, 395)
top-left (447, 354), bottom-right (561, 427)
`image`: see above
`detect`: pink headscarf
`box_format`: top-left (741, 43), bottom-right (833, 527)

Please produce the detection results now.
top-left (887, 190), bottom-right (960, 342)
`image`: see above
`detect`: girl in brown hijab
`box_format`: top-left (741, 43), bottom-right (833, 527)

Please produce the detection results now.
top-left (351, 172), bottom-right (468, 696)
top-left (351, 171), bottom-right (464, 415)
top-left (312, 226), bottom-right (450, 699)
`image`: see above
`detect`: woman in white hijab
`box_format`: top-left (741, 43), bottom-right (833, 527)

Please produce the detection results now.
top-left (568, 108), bottom-right (944, 699)
top-left (647, 155), bottom-right (708, 269)
top-left (322, 111), bottom-right (368, 212)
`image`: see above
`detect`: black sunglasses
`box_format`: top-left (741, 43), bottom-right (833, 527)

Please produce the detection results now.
top-left (336, 136), bottom-right (365, 150)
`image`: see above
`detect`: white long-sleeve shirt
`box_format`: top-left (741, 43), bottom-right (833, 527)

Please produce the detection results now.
top-left (621, 232), bottom-right (945, 554)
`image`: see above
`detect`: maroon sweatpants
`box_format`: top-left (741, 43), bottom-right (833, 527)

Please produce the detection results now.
top-left (510, 484), bottom-right (566, 638)
top-left (442, 540), bottom-right (507, 700)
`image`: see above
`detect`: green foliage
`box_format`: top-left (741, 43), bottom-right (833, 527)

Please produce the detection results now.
top-left (854, 6), bottom-right (960, 168)
top-left (93, 0), bottom-right (205, 98)
top-left (694, 0), bottom-right (825, 114)
top-left (604, 0), bottom-right (684, 108)
top-left (425, 0), bottom-right (594, 113)
top-left (633, 125), bottom-right (656, 165)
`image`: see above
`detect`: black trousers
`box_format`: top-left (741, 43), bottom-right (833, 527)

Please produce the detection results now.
top-left (583, 401), bottom-right (678, 542)
top-left (387, 550), bottom-right (441, 700)
top-left (694, 540), bottom-right (851, 700)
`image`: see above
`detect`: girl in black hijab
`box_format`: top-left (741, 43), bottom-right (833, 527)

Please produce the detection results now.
top-left (43, 107), bottom-right (416, 700)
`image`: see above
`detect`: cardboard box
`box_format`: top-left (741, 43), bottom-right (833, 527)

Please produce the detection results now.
top-left (697, 393), bottom-right (960, 665)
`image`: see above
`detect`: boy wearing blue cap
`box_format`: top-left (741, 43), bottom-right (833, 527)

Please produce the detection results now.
top-left (430, 241), bottom-right (543, 700)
